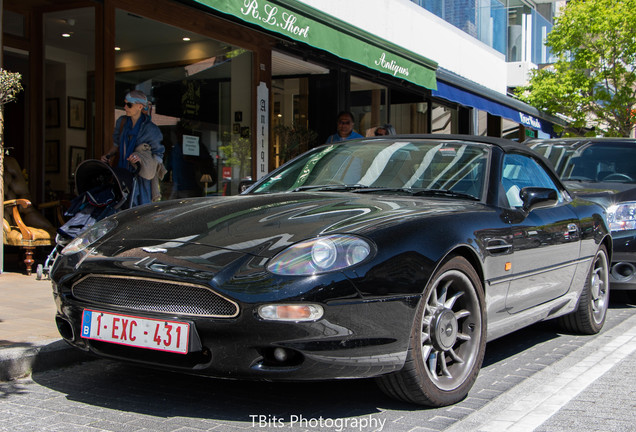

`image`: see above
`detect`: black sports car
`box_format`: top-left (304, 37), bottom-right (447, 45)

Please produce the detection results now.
top-left (528, 137), bottom-right (636, 304)
top-left (51, 135), bottom-right (611, 407)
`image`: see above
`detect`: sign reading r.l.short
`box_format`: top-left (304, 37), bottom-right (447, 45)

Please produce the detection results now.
top-left (242, 0), bottom-right (310, 38)
top-left (194, 0), bottom-right (437, 90)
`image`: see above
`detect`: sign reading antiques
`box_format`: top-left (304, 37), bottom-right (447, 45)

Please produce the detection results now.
top-left (375, 53), bottom-right (410, 77)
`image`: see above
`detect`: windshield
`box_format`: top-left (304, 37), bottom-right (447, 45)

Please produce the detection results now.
top-left (529, 141), bottom-right (636, 183)
top-left (251, 139), bottom-right (489, 200)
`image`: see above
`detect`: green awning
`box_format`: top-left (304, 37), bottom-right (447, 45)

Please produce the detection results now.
top-left (193, 0), bottom-right (437, 90)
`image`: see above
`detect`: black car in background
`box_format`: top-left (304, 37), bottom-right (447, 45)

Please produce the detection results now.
top-left (528, 138), bottom-right (636, 303)
top-left (51, 135), bottom-right (611, 407)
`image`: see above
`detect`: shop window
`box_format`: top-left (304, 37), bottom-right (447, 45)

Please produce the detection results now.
top-left (477, 110), bottom-right (488, 136)
top-left (502, 117), bottom-right (522, 141)
top-left (487, 113), bottom-right (502, 137)
top-left (114, 9), bottom-right (253, 197)
top-left (389, 89), bottom-right (429, 134)
top-left (2, 52), bottom-right (28, 172)
top-left (43, 7), bottom-right (96, 198)
top-left (350, 75), bottom-right (388, 136)
top-left (3, 10), bottom-right (25, 38)
top-left (271, 51), bottom-right (328, 167)
top-left (431, 103), bottom-right (458, 134)
top-left (272, 77), bottom-right (319, 167)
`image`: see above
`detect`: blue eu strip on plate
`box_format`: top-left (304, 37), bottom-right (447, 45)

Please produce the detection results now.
top-left (81, 310), bottom-right (92, 337)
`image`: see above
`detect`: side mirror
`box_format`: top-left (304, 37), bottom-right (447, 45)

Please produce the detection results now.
top-left (520, 187), bottom-right (558, 212)
top-left (239, 180), bottom-right (256, 193)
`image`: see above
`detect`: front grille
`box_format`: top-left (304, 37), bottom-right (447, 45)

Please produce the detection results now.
top-left (72, 275), bottom-right (239, 318)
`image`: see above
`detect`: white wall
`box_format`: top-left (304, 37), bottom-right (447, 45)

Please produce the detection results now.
top-left (298, 0), bottom-right (508, 94)
top-left (508, 61), bottom-right (537, 88)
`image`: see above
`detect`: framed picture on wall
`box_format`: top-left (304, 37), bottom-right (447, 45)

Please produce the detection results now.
top-left (69, 146), bottom-right (86, 177)
top-left (68, 97), bottom-right (86, 129)
top-left (45, 140), bottom-right (60, 173)
top-left (45, 98), bottom-right (60, 128)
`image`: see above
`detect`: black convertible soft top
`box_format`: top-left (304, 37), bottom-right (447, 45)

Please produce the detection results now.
top-left (377, 133), bottom-right (540, 154)
top-left (328, 133), bottom-right (561, 180)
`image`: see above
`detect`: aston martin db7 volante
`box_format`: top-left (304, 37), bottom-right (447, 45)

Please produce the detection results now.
top-left (51, 135), bottom-right (611, 407)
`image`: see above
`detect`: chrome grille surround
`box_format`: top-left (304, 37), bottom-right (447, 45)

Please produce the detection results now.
top-left (71, 274), bottom-right (239, 318)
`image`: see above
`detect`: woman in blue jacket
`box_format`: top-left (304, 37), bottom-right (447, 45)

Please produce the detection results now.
top-left (101, 90), bottom-right (164, 206)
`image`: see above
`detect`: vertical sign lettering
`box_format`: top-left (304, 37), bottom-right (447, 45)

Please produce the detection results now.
top-left (257, 82), bottom-right (269, 179)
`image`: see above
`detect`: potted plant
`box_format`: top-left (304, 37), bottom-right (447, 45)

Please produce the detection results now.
top-left (0, 69), bottom-right (24, 272)
top-left (219, 131), bottom-right (252, 182)
top-left (273, 124), bottom-right (318, 166)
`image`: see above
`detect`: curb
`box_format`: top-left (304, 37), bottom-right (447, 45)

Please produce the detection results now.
top-left (0, 339), bottom-right (93, 381)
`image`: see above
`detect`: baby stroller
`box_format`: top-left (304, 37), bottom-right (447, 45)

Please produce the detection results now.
top-left (36, 160), bottom-right (134, 279)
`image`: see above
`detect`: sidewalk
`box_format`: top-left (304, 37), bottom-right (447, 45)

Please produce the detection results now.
top-left (0, 271), bottom-right (90, 380)
top-left (446, 306), bottom-right (636, 432)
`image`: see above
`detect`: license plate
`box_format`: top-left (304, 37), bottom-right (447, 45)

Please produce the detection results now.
top-left (81, 309), bottom-right (190, 354)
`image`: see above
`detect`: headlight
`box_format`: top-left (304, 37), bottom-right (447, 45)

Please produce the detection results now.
top-left (267, 234), bottom-right (373, 275)
top-left (61, 218), bottom-right (118, 255)
top-left (607, 202), bottom-right (636, 231)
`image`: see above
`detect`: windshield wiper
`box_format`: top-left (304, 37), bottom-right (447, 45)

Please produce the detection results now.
top-left (292, 184), bottom-right (370, 192)
top-left (562, 176), bottom-right (596, 182)
top-left (292, 185), bottom-right (479, 201)
top-left (411, 189), bottom-right (480, 200)
top-left (350, 187), bottom-right (413, 195)
top-left (352, 187), bottom-right (480, 200)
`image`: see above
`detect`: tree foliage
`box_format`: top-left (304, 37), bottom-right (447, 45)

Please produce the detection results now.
top-left (1, 69), bottom-right (23, 154)
top-left (516, 0), bottom-right (636, 137)
top-left (1, 69), bottom-right (24, 263)
top-left (219, 132), bottom-right (252, 178)
top-left (0, 69), bottom-right (23, 107)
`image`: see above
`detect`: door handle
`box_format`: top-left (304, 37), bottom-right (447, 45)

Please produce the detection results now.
top-left (486, 239), bottom-right (513, 254)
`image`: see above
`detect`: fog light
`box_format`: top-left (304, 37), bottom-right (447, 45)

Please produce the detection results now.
top-left (257, 304), bottom-right (323, 321)
top-left (257, 347), bottom-right (304, 368)
top-left (273, 347), bottom-right (288, 362)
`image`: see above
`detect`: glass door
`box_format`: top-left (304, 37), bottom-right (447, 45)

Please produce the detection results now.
top-left (113, 9), bottom-right (253, 197)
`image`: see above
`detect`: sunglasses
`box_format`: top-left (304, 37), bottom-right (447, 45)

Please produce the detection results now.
top-left (124, 102), bottom-right (135, 108)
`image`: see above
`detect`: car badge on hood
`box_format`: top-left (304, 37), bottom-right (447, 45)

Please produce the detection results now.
top-left (142, 247), bottom-right (168, 253)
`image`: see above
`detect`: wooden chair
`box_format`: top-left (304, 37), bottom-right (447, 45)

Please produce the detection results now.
top-left (3, 156), bottom-right (60, 275)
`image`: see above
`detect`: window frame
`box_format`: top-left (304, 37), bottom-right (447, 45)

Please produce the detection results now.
top-left (501, 152), bottom-right (568, 209)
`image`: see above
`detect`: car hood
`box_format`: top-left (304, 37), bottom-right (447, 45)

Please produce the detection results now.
top-left (95, 192), bottom-right (482, 262)
top-left (564, 181), bottom-right (636, 208)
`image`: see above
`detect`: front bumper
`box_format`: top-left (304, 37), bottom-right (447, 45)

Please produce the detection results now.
top-left (53, 278), bottom-right (418, 380)
top-left (609, 231), bottom-right (636, 291)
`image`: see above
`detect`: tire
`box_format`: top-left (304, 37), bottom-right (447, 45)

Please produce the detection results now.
top-left (558, 245), bottom-right (609, 334)
top-left (376, 256), bottom-right (486, 406)
top-left (36, 264), bottom-right (43, 281)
